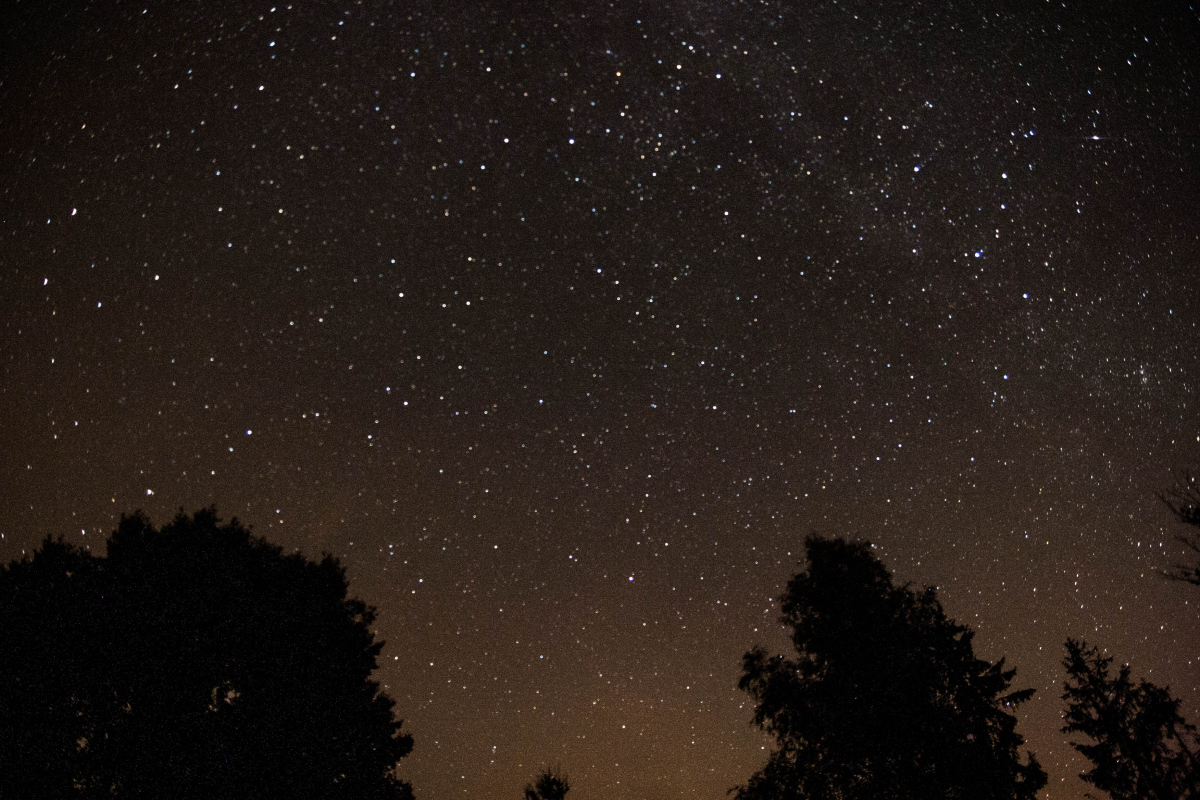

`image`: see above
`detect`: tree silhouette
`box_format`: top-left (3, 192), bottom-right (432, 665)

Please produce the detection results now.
top-left (0, 509), bottom-right (414, 799)
top-left (1061, 638), bottom-right (1199, 800)
top-left (523, 766), bottom-right (569, 800)
top-left (1161, 470), bottom-right (1200, 585)
top-left (1057, 471), bottom-right (1200, 799)
top-left (735, 535), bottom-right (1046, 800)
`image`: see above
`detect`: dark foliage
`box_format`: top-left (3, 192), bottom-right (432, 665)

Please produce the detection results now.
top-left (1062, 639), bottom-right (1200, 799)
top-left (734, 535), bottom-right (1046, 800)
top-left (524, 766), bottom-right (570, 800)
top-left (1161, 470), bottom-right (1200, 585)
top-left (0, 509), bottom-right (413, 800)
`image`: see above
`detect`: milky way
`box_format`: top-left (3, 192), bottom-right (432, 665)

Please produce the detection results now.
top-left (2, 1), bottom-right (1198, 798)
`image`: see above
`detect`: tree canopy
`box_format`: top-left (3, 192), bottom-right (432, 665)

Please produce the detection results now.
top-left (0, 509), bottom-right (413, 800)
top-left (1161, 470), bottom-right (1200, 585)
top-left (524, 766), bottom-right (570, 800)
top-left (1061, 638), bottom-right (1199, 800)
top-left (735, 535), bottom-right (1046, 800)
top-left (1058, 471), bottom-right (1200, 799)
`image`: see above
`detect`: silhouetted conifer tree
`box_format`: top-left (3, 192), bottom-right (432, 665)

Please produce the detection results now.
top-left (735, 535), bottom-right (1046, 800)
top-left (524, 766), bottom-right (569, 800)
top-left (1057, 471), bottom-right (1200, 799)
top-left (1061, 638), bottom-right (1199, 800)
top-left (1161, 470), bottom-right (1200, 585)
top-left (0, 509), bottom-right (414, 800)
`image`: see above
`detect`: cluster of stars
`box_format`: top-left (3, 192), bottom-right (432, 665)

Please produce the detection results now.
top-left (2, 2), bottom-right (1198, 798)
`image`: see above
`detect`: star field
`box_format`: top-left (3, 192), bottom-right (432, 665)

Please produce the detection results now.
top-left (2, 1), bottom-right (1198, 798)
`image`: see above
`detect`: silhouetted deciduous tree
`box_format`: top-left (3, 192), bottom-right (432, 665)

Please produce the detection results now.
top-left (524, 766), bottom-right (569, 800)
top-left (0, 509), bottom-right (414, 800)
top-left (1061, 638), bottom-right (1199, 800)
top-left (735, 535), bottom-right (1046, 800)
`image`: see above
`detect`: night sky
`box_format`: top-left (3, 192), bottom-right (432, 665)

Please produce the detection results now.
top-left (2, 1), bottom-right (1199, 798)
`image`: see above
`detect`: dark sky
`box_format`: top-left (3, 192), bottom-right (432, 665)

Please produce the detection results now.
top-left (2, 0), bottom-right (1198, 797)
